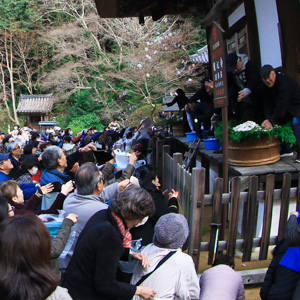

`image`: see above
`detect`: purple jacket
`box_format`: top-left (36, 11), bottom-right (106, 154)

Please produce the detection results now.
top-left (200, 265), bottom-right (245, 300)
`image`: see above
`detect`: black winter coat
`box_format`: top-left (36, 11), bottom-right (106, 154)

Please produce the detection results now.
top-left (63, 208), bottom-right (136, 300)
top-left (263, 73), bottom-right (300, 125)
top-left (8, 153), bottom-right (22, 180)
top-left (166, 95), bottom-right (188, 111)
top-left (260, 239), bottom-right (300, 300)
top-left (286, 215), bottom-right (300, 300)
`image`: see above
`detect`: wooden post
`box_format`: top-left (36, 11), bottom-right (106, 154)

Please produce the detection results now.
top-left (173, 153), bottom-right (183, 190)
top-left (208, 177), bottom-right (224, 265)
top-left (227, 177), bottom-right (241, 258)
top-left (151, 136), bottom-right (157, 165)
top-left (220, 106), bottom-right (229, 240)
top-left (200, 152), bottom-right (210, 193)
top-left (242, 176), bottom-right (258, 262)
top-left (278, 173), bottom-right (291, 242)
top-left (259, 174), bottom-right (275, 260)
top-left (188, 167), bottom-right (205, 271)
top-left (156, 140), bottom-right (164, 181)
top-left (162, 145), bottom-right (171, 191)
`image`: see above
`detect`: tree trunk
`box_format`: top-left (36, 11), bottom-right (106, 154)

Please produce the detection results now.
top-left (5, 31), bottom-right (19, 124)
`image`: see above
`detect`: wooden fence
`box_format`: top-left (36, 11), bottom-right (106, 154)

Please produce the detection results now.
top-left (159, 143), bottom-right (300, 282)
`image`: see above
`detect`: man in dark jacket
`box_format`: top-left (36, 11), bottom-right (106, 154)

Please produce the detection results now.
top-left (226, 53), bottom-right (263, 122)
top-left (6, 140), bottom-right (23, 180)
top-left (261, 64), bottom-right (300, 161)
top-left (187, 99), bottom-right (214, 139)
top-left (164, 88), bottom-right (189, 133)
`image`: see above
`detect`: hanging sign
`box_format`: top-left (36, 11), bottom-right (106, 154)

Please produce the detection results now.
top-left (209, 22), bottom-right (228, 108)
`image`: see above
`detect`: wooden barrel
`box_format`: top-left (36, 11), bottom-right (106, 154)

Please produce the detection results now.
top-left (228, 136), bottom-right (280, 166)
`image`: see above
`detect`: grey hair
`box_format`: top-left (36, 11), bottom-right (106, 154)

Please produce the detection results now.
top-left (110, 185), bottom-right (155, 220)
top-left (5, 139), bottom-right (22, 154)
top-left (75, 162), bottom-right (102, 195)
top-left (42, 146), bottom-right (63, 170)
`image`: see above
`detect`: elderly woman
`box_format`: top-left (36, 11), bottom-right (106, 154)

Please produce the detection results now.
top-left (0, 214), bottom-right (72, 299)
top-left (131, 213), bottom-right (200, 299)
top-left (40, 144), bottom-right (96, 209)
top-left (63, 185), bottom-right (157, 300)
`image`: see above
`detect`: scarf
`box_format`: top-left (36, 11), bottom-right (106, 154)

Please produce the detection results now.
top-left (40, 169), bottom-right (71, 185)
top-left (111, 211), bottom-right (132, 248)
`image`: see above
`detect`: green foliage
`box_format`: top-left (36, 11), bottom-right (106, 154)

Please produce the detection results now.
top-left (68, 113), bottom-right (103, 129)
top-left (54, 89), bottom-right (104, 129)
top-left (0, 0), bottom-right (38, 31)
top-left (215, 121), bottom-right (296, 146)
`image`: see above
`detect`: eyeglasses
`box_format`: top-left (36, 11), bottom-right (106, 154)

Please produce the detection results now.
top-left (9, 206), bottom-right (15, 213)
top-left (99, 175), bottom-right (104, 183)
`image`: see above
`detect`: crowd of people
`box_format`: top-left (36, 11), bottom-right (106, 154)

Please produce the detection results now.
top-left (0, 120), bottom-right (247, 299)
top-left (0, 50), bottom-right (299, 299)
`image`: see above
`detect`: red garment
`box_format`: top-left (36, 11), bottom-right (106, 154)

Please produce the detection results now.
top-left (111, 211), bottom-right (132, 248)
top-left (32, 169), bottom-right (41, 183)
top-left (72, 132), bottom-right (82, 143)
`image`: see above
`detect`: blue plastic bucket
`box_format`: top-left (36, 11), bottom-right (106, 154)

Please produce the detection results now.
top-left (45, 221), bottom-right (63, 238)
top-left (203, 137), bottom-right (220, 150)
top-left (185, 132), bottom-right (198, 142)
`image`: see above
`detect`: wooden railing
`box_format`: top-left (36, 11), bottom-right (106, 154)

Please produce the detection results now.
top-left (156, 140), bottom-right (300, 281)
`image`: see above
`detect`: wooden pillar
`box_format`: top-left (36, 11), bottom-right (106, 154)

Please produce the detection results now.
top-left (151, 136), bottom-right (157, 165)
top-left (173, 153), bottom-right (183, 190)
top-left (188, 167), bottom-right (206, 271)
top-left (156, 139), bottom-right (164, 181)
top-left (162, 145), bottom-right (171, 190)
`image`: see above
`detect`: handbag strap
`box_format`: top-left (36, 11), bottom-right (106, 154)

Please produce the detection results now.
top-left (135, 251), bottom-right (176, 286)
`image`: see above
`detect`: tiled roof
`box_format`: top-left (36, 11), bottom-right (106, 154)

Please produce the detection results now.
top-left (17, 94), bottom-right (54, 114)
top-left (189, 45), bottom-right (209, 63)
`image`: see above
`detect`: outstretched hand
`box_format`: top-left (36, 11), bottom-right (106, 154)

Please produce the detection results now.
top-left (61, 180), bottom-right (75, 195)
top-left (66, 213), bottom-right (78, 224)
top-left (132, 252), bottom-right (151, 268)
top-left (40, 183), bottom-right (54, 195)
top-left (118, 179), bottom-right (130, 191)
top-left (129, 152), bottom-right (138, 165)
top-left (169, 189), bottom-right (179, 200)
top-left (80, 143), bottom-right (97, 152)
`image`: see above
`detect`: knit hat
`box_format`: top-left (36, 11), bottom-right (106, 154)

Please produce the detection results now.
top-left (153, 213), bottom-right (189, 249)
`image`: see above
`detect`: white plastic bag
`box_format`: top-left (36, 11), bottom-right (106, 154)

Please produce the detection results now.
top-left (114, 149), bottom-right (130, 171)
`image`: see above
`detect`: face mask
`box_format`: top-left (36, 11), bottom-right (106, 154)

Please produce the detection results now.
top-left (29, 167), bottom-right (38, 176)
top-left (54, 137), bottom-right (59, 142)
top-left (69, 131), bottom-right (73, 136)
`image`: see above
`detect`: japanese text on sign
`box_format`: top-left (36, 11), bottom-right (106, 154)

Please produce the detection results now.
top-left (209, 23), bottom-right (228, 108)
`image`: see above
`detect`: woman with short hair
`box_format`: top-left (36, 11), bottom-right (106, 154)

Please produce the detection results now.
top-left (63, 185), bottom-right (157, 300)
top-left (0, 179), bottom-right (73, 216)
